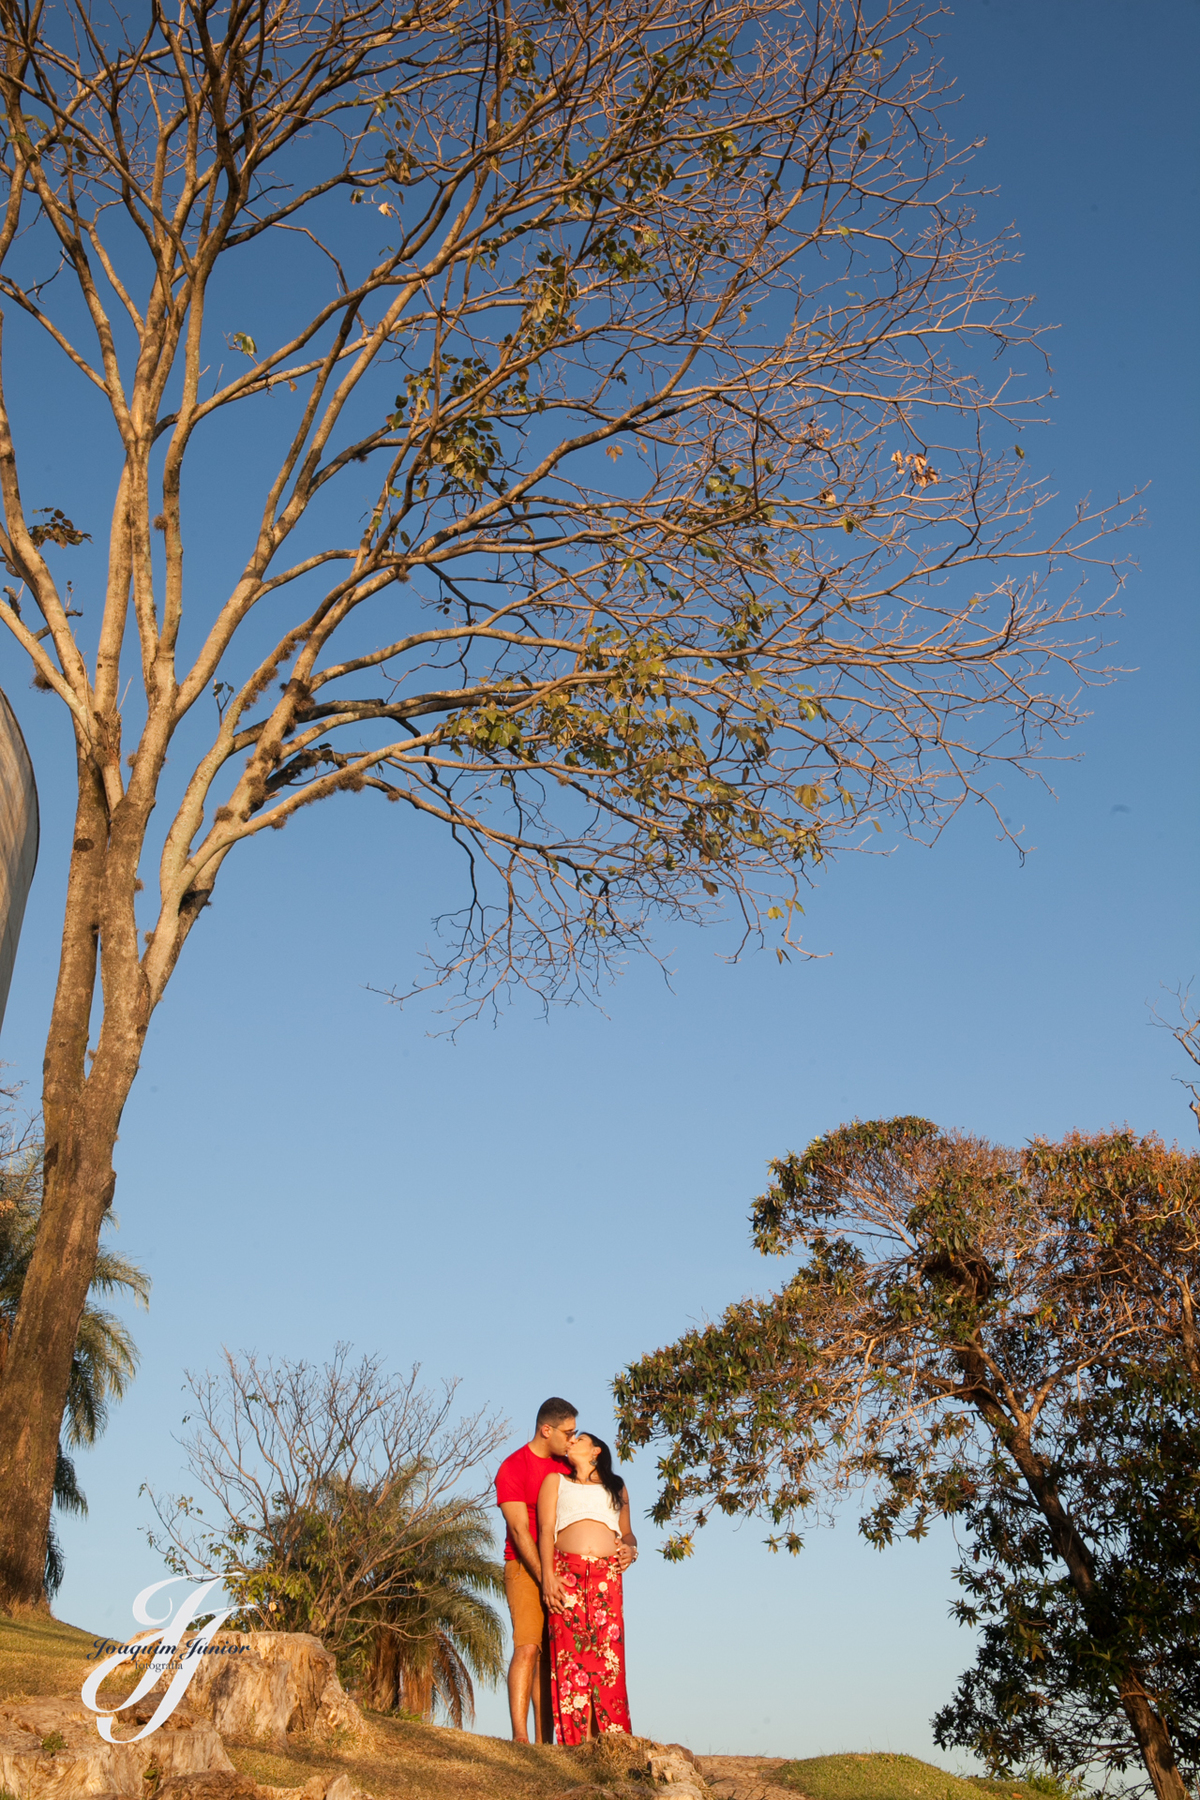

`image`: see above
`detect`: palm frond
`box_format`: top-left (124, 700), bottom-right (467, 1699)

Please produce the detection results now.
top-left (65, 1305), bottom-right (141, 1447)
top-left (44, 1519), bottom-right (66, 1598)
top-left (53, 1445), bottom-right (88, 1517)
top-left (89, 1243), bottom-right (151, 1307)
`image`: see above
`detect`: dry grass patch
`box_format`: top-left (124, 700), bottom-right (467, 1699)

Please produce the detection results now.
top-left (226, 1719), bottom-right (656, 1800)
top-left (0, 1611), bottom-right (99, 1701)
top-left (0, 1616), bottom-right (654, 1799)
top-left (0, 1610), bottom-right (166, 1712)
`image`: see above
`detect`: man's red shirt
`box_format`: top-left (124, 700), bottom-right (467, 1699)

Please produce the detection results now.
top-left (494, 1442), bottom-right (571, 1561)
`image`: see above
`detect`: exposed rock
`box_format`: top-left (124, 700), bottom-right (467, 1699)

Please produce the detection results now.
top-left (0, 1693), bottom-right (234, 1798)
top-left (259, 1777), bottom-right (374, 1800)
top-left (322, 1778), bottom-right (354, 1800)
top-left (648, 1742), bottom-right (710, 1794)
top-left (153, 1762), bottom-right (378, 1800)
top-left (156, 1776), bottom-right (277, 1800)
top-left (563, 1733), bottom-right (708, 1796)
top-left (151, 1631), bottom-right (370, 1752)
top-left (695, 1755), bottom-right (796, 1800)
top-left (155, 1770), bottom-right (377, 1800)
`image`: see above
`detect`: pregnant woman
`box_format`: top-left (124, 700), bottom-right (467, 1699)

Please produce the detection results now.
top-left (537, 1431), bottom-right (637, 1743)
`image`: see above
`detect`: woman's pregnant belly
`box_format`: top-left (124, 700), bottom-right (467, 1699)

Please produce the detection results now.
top-left (556, 1519), bottom-right (620, 1557)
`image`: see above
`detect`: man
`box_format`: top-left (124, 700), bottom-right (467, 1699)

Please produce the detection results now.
top-left (494, 1396), bottom-right (576, 1743)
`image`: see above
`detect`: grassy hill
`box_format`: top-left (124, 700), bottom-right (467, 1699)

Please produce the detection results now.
top-left (777, 1753), bottom-right (1056, 1800)
top-left (0, 1611), bottom-right (642, 1797)
top-left (0, 1616), bottom-right (1064, 1800)
top-left (0, 1610), bottom-right (100, 1702)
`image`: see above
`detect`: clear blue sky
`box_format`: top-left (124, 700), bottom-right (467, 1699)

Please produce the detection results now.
top-left (2, 0), bottom-right (1197, 1761)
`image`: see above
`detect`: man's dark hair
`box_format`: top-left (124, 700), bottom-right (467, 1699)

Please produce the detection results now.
top-left (536, 1396), bottom-right (577, 1429)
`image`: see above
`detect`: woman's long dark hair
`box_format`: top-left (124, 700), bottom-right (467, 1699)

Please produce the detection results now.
top-left (575, 1433), bottom-right (625, 1509)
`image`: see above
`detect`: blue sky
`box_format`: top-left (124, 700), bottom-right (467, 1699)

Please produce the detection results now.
top-left (2, 0), bottom-right (1197, 1762)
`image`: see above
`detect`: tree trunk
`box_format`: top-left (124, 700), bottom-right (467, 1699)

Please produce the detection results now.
top-left (367, 1630), bottom-right (401, 1711)
top-left (959, 1350), bottom-right (1190, 1800)
top-left (401, 1663), bottom-right (433, 1724)
top-left (0, 1125), bottom-right (116, 1608)
top-left (0, 749), bottom-right (149, 1611)
top-left (1116, 1672), bottom-right (1191, 1800)
top-left (1007, 1424), bottom-right (1188, 1800)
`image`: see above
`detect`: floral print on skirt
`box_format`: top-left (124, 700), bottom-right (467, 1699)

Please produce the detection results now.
top-left (548, 1550), bottom-right (632, 1744)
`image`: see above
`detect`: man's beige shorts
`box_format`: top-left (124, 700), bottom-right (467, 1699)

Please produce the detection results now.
top-left (504, 1559), bottom-right (548, 1648)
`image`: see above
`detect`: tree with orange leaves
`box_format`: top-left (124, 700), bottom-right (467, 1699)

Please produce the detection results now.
top-left (616, 1120), bottom-right (1200, 1800)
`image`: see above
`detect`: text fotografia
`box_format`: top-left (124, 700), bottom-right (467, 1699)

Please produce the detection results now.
top-left (80, 1577), bottom-right (241, 1743)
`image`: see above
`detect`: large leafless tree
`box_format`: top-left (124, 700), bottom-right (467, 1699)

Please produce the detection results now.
top-left (144, 1345), bottom-right (506, 1698)
top-left (0, 0), bottom-right (1123, 1607)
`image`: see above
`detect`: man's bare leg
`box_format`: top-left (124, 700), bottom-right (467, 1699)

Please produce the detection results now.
top-left (535, 1632), bottom-right (554, 1744)
top-left (508, 1643), bottom-right (539, 1742)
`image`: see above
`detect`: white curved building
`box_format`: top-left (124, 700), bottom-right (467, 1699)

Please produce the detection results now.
top-left (0, 688), bottom-right (38, 1034)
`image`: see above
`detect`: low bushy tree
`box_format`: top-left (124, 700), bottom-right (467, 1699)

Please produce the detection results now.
top-left (615, 1120), bottom-right (1200, 1800)
top-left (146, 1346), bottom-right (506, 1716)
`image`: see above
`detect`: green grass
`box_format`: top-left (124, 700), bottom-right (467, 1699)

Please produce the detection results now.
top-left (0, 1611), bottom-right (173, 1710)
top-left (0, 1611), bottom-right (100, 1701)
top-left (776, 1753), bottom-right (1054, 1800)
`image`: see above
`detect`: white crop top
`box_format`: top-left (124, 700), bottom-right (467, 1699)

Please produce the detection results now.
top-left (554, 1475), bottom-right (623, 1539)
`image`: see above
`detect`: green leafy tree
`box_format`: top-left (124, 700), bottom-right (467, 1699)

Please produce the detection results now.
top-left (0, 0), bottom-right (1128, 1606)
top-left (0, 1134), bottom-right (148, 1596)
top-left (932, 1366), bottom-right (1200, 1793)
top-left (614, 1120), bottom-right (1200, 1800)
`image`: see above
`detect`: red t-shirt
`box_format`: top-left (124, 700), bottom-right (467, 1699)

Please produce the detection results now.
top-left (494, 1443), bottom-right (571, 1561)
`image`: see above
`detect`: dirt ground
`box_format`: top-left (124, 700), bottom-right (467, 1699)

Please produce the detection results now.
top-left (696, 1756), bottom-right (797, 1800)
top-left (0, 1621), bottom-right (691, 1800)
top-left (3, 1615), bottom-right (1028, 1800)
top-left (226, 1719), bottom-right (694, 1799)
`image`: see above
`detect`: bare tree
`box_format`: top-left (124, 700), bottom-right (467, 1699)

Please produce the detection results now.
top-left (1151, 985), bottom-right (1200, 1139)
top-left (0, 0), bottom-right (1127, 1606)
top-left (144, 1345), bottom-right (506, 1678)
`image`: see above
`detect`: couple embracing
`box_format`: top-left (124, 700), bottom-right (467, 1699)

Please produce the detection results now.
top-left (494, 1396), bottom-right (638, 1745)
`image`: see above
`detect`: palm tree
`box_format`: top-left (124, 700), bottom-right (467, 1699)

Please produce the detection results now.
top-left (0, 1134), bottom-right (149, 1596)
top-left (361, 1500), bottom-right (505, 1725)
top-left (229, 1467), bottom-right (506, 1726)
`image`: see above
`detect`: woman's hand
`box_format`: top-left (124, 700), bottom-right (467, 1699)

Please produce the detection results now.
top-left (543, 1566), bottom-right (567, 1614)
top-left (616, 1488), bottom-right (637, 1571)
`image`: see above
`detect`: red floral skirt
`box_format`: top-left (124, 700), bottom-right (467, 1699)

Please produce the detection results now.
top-left (548, 1550), bottom-right (632, 1744)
